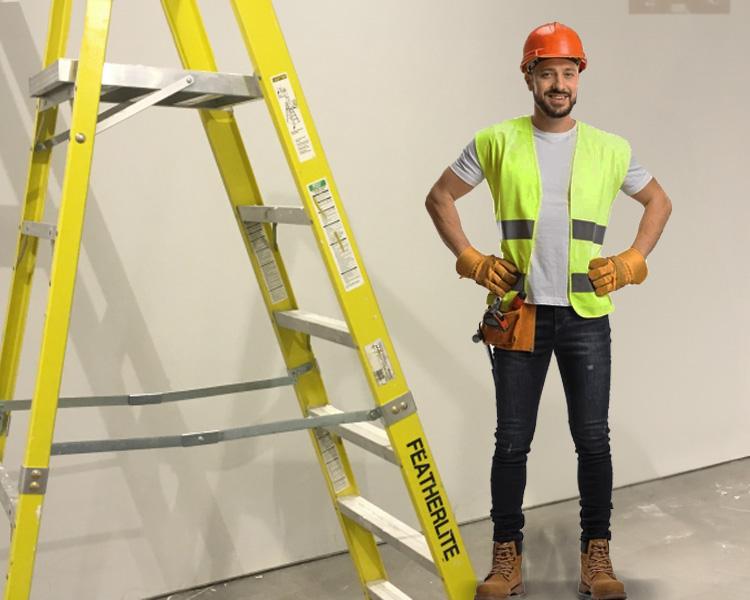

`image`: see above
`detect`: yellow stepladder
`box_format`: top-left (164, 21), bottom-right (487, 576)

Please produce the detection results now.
top-left (0, 1), bottom-right (478, 598)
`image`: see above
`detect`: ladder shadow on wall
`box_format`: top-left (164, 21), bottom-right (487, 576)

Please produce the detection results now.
top-left (0, 4), bottom-right (260, 593)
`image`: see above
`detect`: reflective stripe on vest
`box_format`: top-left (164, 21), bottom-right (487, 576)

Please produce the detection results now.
top-left (499, 219), bottom-right (535, 240)
top-left (475, 116), bottom-right (630, 318)
top-left (572, 219), bottom-right (606, 245)
top-left (571, 273), bottom-right (595, 293)
top-left (501, 219), bottom-right (605, 243)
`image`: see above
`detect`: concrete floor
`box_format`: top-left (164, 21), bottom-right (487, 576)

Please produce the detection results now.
top-left (153, 457), bottom-right (750, 600)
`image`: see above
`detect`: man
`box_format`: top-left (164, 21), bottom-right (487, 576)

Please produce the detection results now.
top-left (425, 22), bottom-right (672, 600)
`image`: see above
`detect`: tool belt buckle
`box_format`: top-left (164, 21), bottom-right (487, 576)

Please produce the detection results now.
top-left (472, 298), bottom-right (508, 343)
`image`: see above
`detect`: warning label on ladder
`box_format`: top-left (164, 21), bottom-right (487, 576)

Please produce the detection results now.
top-left (365, 339), bottom-right (395, 385)
top-left (315, 429), bottom-right (350, 493)
top-left (306, 178), bottom-right (364, 292)
top-left (271, 73), bottom-right (315, 163)
top-left (243, 222), bottom-right (289, 304)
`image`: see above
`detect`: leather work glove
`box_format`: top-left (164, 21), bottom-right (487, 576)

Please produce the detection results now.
top-left (456, 246), bottom-right (518, 297)
top-left (587, 247), bottom-right (648, 296)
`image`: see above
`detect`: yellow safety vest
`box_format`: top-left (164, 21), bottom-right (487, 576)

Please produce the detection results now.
top-left (475, 116), bottom-right (631, 318)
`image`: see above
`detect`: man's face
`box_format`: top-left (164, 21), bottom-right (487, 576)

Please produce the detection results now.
top-left (525, 58), bottom-right (580, 119)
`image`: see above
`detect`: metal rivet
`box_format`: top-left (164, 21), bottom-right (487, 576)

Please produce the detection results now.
top-left (75, 133), bottom-right (85, 143)
top-left (186, 76), bottom-right (194, 84)
top-left (391, 406), bottom-right (400, 415)
top-left (400, 401), bottom-right (408, 410)
top-left (35, 143), bottom-right (45, 152)
top-left (30, 470), bottom-right (42, 479)
top-left (29, 481), bottom-right (40, 490)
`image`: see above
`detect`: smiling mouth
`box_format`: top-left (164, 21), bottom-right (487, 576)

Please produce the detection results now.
top-left (547, 94), bottom-right (569, 101)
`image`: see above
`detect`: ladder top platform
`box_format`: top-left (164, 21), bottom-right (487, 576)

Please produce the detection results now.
top-left (30, 58), bottom-right (262, 110)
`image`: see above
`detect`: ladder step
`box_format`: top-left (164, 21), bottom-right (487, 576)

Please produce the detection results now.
top-left (366, 580), bottom-right (413, 600)
top-left (309, 405), bottom-right (397, 465)
top-left (338, 495), bottom-right (436, 575)
top-left (30, 58), bottom-right (262, 110)
top-left (237, 205), bottom-right (311, 225)
top-left (21, 221), bottom-right (57, 241)
top-left (275, 310), bottom-right (355, 348)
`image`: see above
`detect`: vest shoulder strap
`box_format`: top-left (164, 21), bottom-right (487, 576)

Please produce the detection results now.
top-left (474, 116), bottom-right (532, 178)
top-left (577, 121), bottom-right (632, 181)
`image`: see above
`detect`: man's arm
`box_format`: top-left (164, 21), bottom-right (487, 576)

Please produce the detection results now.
top-left (588, 176), bottom-right (672, 296)
top-left (425, 167), bottom-right (476, 257)
top-left (425, 167), bottom-right (518, 296)
top-left (628, 177), bottom-right (673, 258)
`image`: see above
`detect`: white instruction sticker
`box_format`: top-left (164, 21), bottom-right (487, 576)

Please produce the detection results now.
top-left (271, 73), bottom-right (315, 163)
top-left (365, 339), bottom-right (395, 386)
top-left (315, 429), bottom-right (350, 493)
top-left (243, 222), bottom-right (288, 304)
top-left (307, 178), bottom-right (364, 292)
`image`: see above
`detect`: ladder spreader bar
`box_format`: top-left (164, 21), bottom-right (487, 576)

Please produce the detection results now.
top-left (50, 407), bottom-right (382, 456)
top-left (0, 368), bottom-right (312, 412)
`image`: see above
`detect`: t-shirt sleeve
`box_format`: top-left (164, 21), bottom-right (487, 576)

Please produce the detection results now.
top-left (621, 154), bottom-right (653, 196)
top-left (449, 139), bottom-right (485, 187)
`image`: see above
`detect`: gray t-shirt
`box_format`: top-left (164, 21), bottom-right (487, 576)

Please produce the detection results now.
top-left (450, 123), bottom-right (652, 306)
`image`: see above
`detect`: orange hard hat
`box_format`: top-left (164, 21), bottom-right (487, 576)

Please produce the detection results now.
top-left (520, 22), bottom-right (587, 73)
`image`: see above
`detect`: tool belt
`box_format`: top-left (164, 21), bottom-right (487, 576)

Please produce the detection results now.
top-left (473, 297), bottom-right (537, 352)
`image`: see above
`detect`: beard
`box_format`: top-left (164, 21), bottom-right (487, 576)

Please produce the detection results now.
top-left (534, 89), bottom-right (577, 118)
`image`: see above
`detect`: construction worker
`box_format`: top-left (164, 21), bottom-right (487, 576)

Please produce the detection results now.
top-left (425, 22), bottom-right (672, 600)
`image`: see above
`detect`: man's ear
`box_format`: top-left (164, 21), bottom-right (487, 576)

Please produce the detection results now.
top-left (524, 73), bottom-right (533, 91)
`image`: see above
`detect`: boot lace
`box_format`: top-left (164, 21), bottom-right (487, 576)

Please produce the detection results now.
top-left (488, 542), bottom-right (516, 580)
top-left (588, 540), bottom-right (615, 576)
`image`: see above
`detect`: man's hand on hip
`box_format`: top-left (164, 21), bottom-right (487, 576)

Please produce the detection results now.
top-left (587, 247), bottom-right (648, 296)
top-left (456, 246), bottom-right (519, 297)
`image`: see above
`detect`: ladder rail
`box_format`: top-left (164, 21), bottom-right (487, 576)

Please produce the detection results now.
top-left (229, 2), bottom-right (477, 597)
top-left (160, 0), bottom-right (393, 594)
top-left (0, 0), bottom-right (75, 461)
top-left (3, 2), bottom-right (115, 598)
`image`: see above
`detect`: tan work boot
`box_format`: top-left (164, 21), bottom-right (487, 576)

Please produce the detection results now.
top-left (474, 541), bottom-right (525, 599)
top-left (579, 539), bottom-right (627, 599)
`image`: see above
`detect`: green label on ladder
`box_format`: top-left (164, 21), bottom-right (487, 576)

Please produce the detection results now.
top-left (307, 178), bottom-right (363, 292)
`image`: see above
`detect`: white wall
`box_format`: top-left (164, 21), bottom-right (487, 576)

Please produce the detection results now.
top-left (0, 0), bottom-right (747, 598)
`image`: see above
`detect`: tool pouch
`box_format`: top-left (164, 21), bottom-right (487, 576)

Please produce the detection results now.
top-left (478, 303), bottom-right (537, 352)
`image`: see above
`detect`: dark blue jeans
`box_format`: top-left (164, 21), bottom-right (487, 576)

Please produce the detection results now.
top-left (490, 305), bottom-right (613, 549)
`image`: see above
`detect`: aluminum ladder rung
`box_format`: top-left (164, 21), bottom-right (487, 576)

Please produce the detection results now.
top-left (237, 205), bottom-right (311, 225)
top-left (309, 405), bottom-right (397, 465)
top-left (275, 310), bottom-right (355, 348)
top-left (30, 58), bottom-right (262, 110)
top-left (21, 221), bottom-right (58, 240)
top-left (366, 580), bottom-right (413, 600)
top-left (338, 495), bottom-right (436, 575)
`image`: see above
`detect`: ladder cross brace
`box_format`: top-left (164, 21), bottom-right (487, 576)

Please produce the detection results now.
top-left (36, 75), bottom-right (195, 151)
top-left (50, 407), bottom-right (382, 456)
